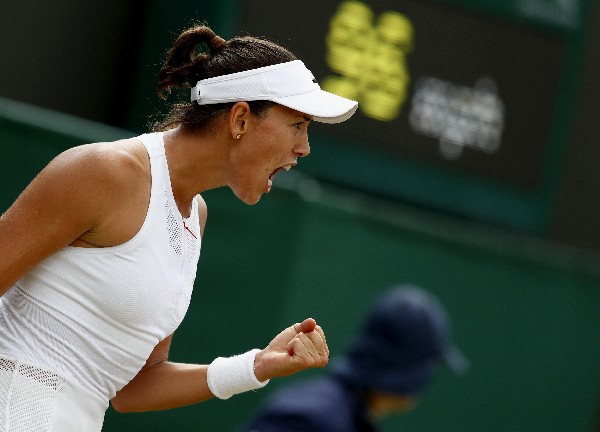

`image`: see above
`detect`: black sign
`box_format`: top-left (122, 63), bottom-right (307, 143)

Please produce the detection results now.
top-left (240, 0), bottom-right (566, 190)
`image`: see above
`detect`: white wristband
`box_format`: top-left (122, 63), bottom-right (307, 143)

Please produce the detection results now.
top-left (207, 349), bottom-right (270, 400)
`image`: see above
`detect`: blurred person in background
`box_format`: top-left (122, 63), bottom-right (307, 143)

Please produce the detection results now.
top-left (0, 22), bottom-right (357, 432)
top-left (236, 284), bottom-right (468, 432)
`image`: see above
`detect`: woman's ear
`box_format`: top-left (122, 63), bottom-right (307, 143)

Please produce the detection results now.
top-left (229, 102), bottom-right (251, 140)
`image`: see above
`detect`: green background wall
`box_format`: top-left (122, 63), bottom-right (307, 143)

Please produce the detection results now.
top-left (1, 99), bottom-right (599, 431)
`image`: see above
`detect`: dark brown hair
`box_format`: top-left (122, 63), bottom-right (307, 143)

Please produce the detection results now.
top-left (151, 24), bottom-right (297, 132)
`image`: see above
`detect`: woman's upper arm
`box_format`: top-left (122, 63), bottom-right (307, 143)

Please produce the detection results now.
top-left (110, 334), bottom-right (174, 411)
top-left (0, 144), bottom-right (120, 294)
top-left (140, 334), bottom-right (173, 371)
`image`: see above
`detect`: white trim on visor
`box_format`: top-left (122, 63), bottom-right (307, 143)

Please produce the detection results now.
top-left (190, 60), bottom-right (358, 124)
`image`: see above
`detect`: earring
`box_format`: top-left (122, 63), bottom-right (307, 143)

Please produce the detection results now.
top-left (236, 134), bottom-right (241, 139)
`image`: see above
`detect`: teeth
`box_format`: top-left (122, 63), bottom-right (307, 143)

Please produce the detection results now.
top-left (283, 165), bottom-right (292, 171)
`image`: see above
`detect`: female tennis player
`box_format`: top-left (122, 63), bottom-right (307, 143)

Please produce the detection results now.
top-left (0, 23), bottom-right (357, 431)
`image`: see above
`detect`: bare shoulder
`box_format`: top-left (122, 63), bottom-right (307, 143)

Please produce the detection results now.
top-left (7, 138), bottom-right (148, 216)
top-left (63, 138), bottom-right (152, 246)
top-left (55, 138), bottom-right (149, 185)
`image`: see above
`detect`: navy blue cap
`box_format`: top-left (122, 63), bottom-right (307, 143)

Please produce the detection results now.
top-left (331, 285), bottom-right (468, 396)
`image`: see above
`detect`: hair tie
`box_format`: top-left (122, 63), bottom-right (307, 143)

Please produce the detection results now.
top-left (209, 35), bottom-right (227, 52)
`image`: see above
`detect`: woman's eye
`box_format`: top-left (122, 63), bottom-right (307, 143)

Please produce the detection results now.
top-left (291, 119), bottom-right (311, 135)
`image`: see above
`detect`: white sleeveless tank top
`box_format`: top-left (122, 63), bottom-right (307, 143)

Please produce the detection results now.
top-left (0, 132), bottom-right (201, 404)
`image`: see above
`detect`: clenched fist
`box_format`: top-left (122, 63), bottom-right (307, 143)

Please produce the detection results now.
top-left (253, 318), bottom-right (329, 382)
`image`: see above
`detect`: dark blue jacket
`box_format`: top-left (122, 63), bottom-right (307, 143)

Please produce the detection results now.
top-left (236, 375), bottom-right (376, 432)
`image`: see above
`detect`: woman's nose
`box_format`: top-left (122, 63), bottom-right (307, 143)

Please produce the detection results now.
top-left (295, 138), bottom-right (310, 157)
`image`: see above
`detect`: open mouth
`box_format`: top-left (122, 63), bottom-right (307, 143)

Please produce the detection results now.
top-left (267, 164), bottom-right (294, 192)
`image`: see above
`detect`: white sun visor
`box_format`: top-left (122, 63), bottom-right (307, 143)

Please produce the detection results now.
top-left (190, 60), bottom-right (358, 124)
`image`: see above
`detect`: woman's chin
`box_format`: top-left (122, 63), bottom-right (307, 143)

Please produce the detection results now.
top-left (232, 188), bottom-right (263, 205)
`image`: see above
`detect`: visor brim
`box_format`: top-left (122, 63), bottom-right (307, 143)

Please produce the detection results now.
top-left (272, 89), bottom-right (358, 124)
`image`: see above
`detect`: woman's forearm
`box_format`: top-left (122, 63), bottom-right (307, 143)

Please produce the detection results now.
top-left (111, 362), bottom-right (212, 413)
